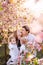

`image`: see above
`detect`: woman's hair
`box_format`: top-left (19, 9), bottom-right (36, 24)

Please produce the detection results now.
top-left (14, 30), bottom-right (21, 47)
top-left (22, 26), bottom-right (30, 33)
top-left (12, 31), bottom-right (19, 44)
top-left (14, 31), bottom-right (17, 39)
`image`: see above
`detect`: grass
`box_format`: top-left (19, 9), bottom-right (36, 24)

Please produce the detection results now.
top-left (0, 44), bottom-right (9, 65)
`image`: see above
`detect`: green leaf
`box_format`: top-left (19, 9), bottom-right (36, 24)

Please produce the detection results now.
top-left (22, 63), bottom-right (24, 65)
top-left (33, 58), bottom-right (38, 65)
top-left (0, 3), bottom-right (3, 11)
top-left (0, 35), bottom-right (3, 42)
top-left (0, 7), bottom-right (3, 11)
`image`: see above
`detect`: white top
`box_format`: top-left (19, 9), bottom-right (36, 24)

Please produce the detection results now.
top-left (8, 43), bottom-right (19, 61)
top-left (27, 33), bottom-right (35, 42)
top-left (20, 44), bottom-right (26, 53)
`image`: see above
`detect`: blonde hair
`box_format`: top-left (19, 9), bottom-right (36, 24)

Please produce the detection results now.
top-left (8, 34), bottom-right (16, 43)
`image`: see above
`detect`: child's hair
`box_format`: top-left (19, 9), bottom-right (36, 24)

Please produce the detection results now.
top-left (8, 32), bottom-right (16, 43)
top-left (10, 37), bottom-right (16, 42)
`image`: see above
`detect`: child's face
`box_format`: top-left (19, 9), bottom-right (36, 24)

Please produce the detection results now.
top-left (11, 38), bottom-right (16, 44)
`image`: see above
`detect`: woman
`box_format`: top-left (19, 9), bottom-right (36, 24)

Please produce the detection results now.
top-left (16, 29), bottom-right (22, 50)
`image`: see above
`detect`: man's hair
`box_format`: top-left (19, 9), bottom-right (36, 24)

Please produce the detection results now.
top-left (22, 26), bottom-right (30, 33)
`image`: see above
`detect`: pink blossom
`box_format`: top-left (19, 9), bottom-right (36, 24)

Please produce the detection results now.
top-left (34, 41), bottom-right (42, 51)
top-left (25, 58), bottom-right (31, 62)
top-left (38, 32), bottom-right (43, 41)
top-left (2, 1), bottom-right (8, 7)
top-left (35, 32), bottom-right (43, 43)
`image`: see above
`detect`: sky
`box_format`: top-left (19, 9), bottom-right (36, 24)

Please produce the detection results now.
top-left (21, 0), bottom-right (43, 18)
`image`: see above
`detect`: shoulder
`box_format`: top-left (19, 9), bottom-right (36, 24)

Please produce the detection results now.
top-left (8, 43), bottom-right (14, 49)
top-left (28, 33), bottom-right (35, 38)
top-left (26, 33), bottom-right (36, 42)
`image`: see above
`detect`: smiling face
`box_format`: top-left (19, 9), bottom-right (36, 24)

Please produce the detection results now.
top-left (11, 37), bottom-right (16, 44)
top-left (21, 28), bottom-right (27, 36)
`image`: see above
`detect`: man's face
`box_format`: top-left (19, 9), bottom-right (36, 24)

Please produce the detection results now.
top-left (21, 28), bottom-right (26, 36)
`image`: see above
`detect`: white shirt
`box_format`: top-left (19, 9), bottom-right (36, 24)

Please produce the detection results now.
top-left (27, 33), bottom-right (35, 42)
top-left (8, 43), bottom-right (19, 61)
top-left (20, 44), bottom-right (26, 54)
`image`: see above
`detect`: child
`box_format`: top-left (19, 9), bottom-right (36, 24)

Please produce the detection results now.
top-left (16, 29), bottom-right (22, 50)
top-left (7, 36), bottom-right (19, 65)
